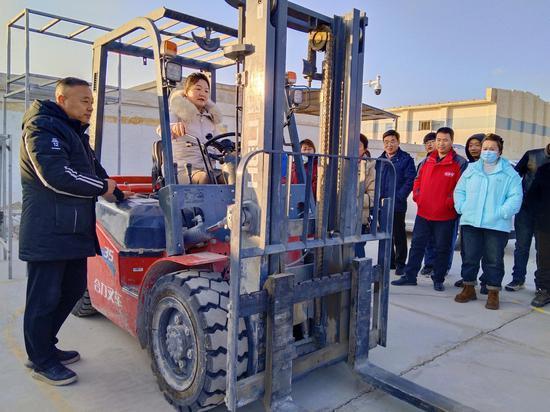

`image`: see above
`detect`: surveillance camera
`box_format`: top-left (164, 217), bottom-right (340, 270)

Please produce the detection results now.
top-left (364, 74), bottom-right (382, 96)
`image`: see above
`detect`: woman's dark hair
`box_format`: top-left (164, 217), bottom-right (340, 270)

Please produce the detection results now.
top-left (359, 133), bottom-right (369, 148)
top-left (482, 133), bottom-right (504, 154)
top-left (183, 72), bottom-right (210, 95)
top-left (300, 139), bottom-right (316, 151)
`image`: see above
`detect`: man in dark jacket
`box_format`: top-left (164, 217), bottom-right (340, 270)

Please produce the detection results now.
top-left (526, 161), bottom-right (550, 307)
top-left (507, 144), bottom-right (550, 291)
top-left (379, 130), bottom-right (416, 275)
top-left (392, 127), bottom-right (467, 291)
top-left (20, 77), bottom-right (126, 386)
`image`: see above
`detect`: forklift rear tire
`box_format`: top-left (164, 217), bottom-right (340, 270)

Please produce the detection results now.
top-left (71, 289), bottom-right (98, 317)
top-left (148, 270), bottom-right (248, 411)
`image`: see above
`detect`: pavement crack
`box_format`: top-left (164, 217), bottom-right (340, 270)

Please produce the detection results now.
top-left (334, 309), bottom-right (533, 410)
top-left (400, 309), bottom-right (533, 376)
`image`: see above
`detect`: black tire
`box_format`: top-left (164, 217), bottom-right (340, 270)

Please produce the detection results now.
top-left (71, 289), bottom-right (98, 317)
top-left (147, 270), bottom-right (248, 411)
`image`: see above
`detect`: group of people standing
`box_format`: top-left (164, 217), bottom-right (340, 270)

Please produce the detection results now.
top-left (380, 127), bottom-right (550, 310)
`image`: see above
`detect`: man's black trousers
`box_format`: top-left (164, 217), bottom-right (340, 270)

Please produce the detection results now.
top-left (392, 211), bottom-right (408, 269)
top-left (24, 259), bottom-right (87, 369)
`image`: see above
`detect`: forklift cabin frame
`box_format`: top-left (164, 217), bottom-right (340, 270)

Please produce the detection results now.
top-left (89, 2), bottom-right (476, 411)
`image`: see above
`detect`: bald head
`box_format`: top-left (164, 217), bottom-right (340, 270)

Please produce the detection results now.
top-left (55, 77), bottom-right (93, 125)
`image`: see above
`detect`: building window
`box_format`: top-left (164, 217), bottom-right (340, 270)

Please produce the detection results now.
top-left (418, 120), bottom-right (432, 131)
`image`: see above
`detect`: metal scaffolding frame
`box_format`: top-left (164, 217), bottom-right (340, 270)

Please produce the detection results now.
top-left (1, 9), bottom-right (118, 279)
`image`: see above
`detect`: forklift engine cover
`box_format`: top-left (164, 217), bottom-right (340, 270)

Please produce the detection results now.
top-left (96, 198), bottom-right (166, 250)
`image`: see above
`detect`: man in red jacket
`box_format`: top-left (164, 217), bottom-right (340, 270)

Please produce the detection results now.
top-left (392, 127), bottom-right (467, 291)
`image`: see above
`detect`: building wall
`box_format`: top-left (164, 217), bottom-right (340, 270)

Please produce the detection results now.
top-left (493, 88), bottom-right (550, 159)
top-left (362, 87), bottom-right (550, 160)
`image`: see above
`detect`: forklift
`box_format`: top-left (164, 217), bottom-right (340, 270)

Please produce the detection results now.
top-left (78, 1), bottom-right (475, 411)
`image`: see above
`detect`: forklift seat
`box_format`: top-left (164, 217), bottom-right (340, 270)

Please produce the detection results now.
top-left (152, 140), bottom-right (164, 191)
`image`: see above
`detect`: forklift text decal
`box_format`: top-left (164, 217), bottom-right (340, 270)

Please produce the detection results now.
top-left (100, 246), bottom-right (116, 276)
top-left (94, 279), bottom-right (122, 307)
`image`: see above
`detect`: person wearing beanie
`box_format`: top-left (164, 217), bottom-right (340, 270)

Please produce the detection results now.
top-left (508, 143), bottom-right (550, 292)
top-left (464, 133), bottom-right (484, 163)
top-left (454, 134), bottom-right (522, 310)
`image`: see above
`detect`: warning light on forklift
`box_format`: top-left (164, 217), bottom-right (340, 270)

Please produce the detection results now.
top-left (286, 71), bottom-right (297, 85)
top-left (161, 40), bottom-right (178, 57)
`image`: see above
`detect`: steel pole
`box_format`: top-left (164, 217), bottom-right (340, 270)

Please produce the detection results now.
top-left (7, 133), bottom-right (12, 280)
top-left (117, 51), bottom-right (122, 174)
top-left (24, 10), bottom-right (30, 109)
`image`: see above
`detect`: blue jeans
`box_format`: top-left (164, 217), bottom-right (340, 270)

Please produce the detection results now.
top-left (404, 216), bottom-right (456, 282)
top-left (461, 225), bottom-right (509, 289)
top-left (511, 205), bottom-right (535, 283)
top-left (424, 219), bottom-right (458, 270)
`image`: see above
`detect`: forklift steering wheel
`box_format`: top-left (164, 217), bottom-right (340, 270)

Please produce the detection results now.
top-left (203, 132), bottom-right (240, 154)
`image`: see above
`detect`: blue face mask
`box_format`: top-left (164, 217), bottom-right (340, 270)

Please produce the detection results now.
top-left (302, 155), bottom-right (309, 164)
top-left (480, 150), bottom-right (499, 164)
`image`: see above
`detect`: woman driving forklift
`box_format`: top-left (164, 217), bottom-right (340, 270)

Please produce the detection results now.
top-left (164, 72), bottom-right (225, 184)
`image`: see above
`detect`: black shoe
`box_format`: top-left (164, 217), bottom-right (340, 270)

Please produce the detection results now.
top-left (25, 348), bottom-right (80, 369)
top-left (505, 280), bottom-right (525, 292)
top-left (31, 363), bottom-right (77, 386)
top-left (395, 265), bottom-right (405, 277)
top-left (55, 349), bottom-right (80, 365)
top-left (433, 282), bottom-right (445, 292)
top-left (454, 279), bottom-right (464, 288)
top-left (391, 277), bottom-right (417, 286)
top-left (531, 289), bottom-right (550, 308)
top-left (420, 266), bottom-right (434, 277)
top-left (480, 284), bottom-right (488, 295)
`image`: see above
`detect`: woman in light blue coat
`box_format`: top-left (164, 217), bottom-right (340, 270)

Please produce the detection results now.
top-left (453, 134), bottom-right (522, 310)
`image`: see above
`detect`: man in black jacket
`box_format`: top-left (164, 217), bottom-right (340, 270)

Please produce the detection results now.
top-left (526, 161), bottom-right (550, 307)
top-left (20, 77), bottom-right (127, 385)
top-left (507, 144), bottom-right (550, 291)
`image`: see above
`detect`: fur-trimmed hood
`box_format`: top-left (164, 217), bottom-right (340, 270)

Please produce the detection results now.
top-left (169, 91), bottom-right (223, 125)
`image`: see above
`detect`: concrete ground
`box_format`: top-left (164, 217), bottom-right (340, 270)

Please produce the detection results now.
top-left (1, 238), bottom-right (548, 412)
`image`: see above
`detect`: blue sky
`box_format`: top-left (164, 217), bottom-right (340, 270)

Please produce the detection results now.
top-left (1, 0), bottom-right (549, 108)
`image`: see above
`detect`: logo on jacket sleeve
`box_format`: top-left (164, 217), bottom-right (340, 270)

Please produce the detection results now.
top-left (51, 137), bottom-right (61, 150)
top-left (444, 171), bottom-right (455, 177)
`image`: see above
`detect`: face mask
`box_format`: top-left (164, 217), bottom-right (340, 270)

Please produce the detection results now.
top-left (480, 150), bottom-right (499, 164)
top-left (302, 155), bottom-right (309, 164)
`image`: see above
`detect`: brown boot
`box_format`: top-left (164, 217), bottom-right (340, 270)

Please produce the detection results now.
top-left (485, 290), bottom-right (499, 310)
top-left (455, 285), bottom-right (477, 303)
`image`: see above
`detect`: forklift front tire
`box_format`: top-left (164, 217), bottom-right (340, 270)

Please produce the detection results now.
top-left (147, 270), bottom-right (248, 411)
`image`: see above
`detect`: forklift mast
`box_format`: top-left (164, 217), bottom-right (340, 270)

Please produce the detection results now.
top-left (86, 2), bottom-right (475, 411)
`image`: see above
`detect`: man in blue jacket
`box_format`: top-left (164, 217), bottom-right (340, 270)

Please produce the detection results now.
top-left (379, 130), bottom-right (416, 275)
top-left (19, 77), bottom-right (128, 386)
